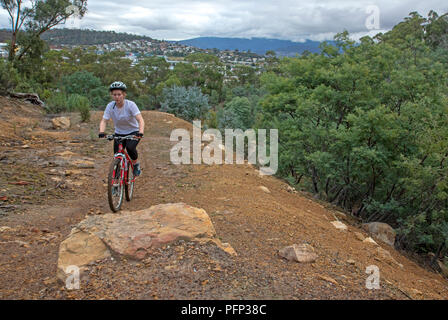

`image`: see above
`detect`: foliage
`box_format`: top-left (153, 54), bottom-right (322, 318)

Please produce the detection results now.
top-left (0, 58), bottom-right (19, 93)
top-left (1, 0), bottom-right (88, 61)
top-left (160, 86), bottom-right (210, 122)
top-left (45, 91), bottom-right (68, 113)
top-left (61, 70), bottom-right (102, 96)
top-left (40, 28), bottom-right (156, 46)
top-left (217, 96), bottom-right (253, 131)
top-left (259, 11), bottom-right (448, 255)
top-left (185, 52), bottom-right (220, 64)
top-left (71, 94), bottom-right (90, 122)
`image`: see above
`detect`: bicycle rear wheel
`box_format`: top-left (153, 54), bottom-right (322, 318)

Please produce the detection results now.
top-left (108, 158), bottom-right (124, 212)
top-left (125, 164), bottom-right (135, 201)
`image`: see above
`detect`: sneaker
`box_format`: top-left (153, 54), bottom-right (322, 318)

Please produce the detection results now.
top-left (133, 163), bottom-right (141, 176)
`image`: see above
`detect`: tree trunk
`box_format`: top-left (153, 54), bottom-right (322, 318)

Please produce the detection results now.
top-left (431, 243), bottom-right (445, 267)
top-left (8, 32), bottom-right (17, 61)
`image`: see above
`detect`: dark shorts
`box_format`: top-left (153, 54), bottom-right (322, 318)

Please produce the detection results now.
top-left (114, 131), bottom-right (140, 161)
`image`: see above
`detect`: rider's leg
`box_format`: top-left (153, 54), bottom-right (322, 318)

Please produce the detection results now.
top-left (126, 136), bottom-right (141, 175)
top-left (126, 140), bottom-right (139, 162)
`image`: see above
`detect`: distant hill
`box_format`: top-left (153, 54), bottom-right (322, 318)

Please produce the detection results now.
top-left (0, 29), bottom-right (10, 43)
top-left (40, 28), bottom-right (157, 46)
top-left (0, 28), bottom-right (157, 46)
top-left (177, 37), bottom-right (336, 56)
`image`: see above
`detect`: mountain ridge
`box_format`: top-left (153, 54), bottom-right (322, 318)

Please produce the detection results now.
top-left (177, 36), bottom-right (337, 56)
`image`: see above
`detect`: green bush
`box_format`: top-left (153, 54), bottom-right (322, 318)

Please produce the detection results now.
top-left (67, 94), bottom-right (91, 122)
top-left (46, 91), bottom-right (68, 114)
top-left (78, 102), bottom-right (90, 122)
top-left (67, 94), bottom-right (85, 112)
top-left (160, 86), bottom-right (210, 122)
top-left (204, 109), bottom-right (218, 129)
top-left (217, 96), bottom-right (253, 131)
top-left (61, 71), bottom-right (102, 96)
top-left (88, 86), bottom-right (109, 109)
top-left (0, 59), bottom-right (19, 93)
top-left (133, 95), bottom-right (153, 110)
top-left (41, 89), bottom-right (51, 100)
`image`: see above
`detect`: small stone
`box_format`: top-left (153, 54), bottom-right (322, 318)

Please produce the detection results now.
top-left (279, 244), bottom-right (318, 263)
top-left (376, 247), bottom-right (402, 268)
top-left (363, 237), bottom-right (378, 245)
top-left (164, 265), bottom-right (176, 271)
top-left (334, 211), bottom-right (347, 220)
top-left (318, 275), bottom-right (338, 286)
top-left (52, 117), bottom-right (70, 130)
top-left (221, 242), bottom-right (237, 256)
top-left (287, 186), bottom-right (297, 193)
top-left (347, 259), bottom-right (356, 265)
top-left (258, 186), bottom-right (271, 194)
top-left (30, 227), bottom-right (39, 233)
top-left (354, 232), bottom-right (366, 241)
top-left (362, 222), bottom-right (396, 246)
top-left (331, 221), bottom-right (348, 231)
top-left (72, 160), bottom-right (95, 169)
top-left (15, 240), bottom-right (29, 247)
top-left (0, 226), bottom-right (12, 232)
top-left (409, 288), bottom-right (423, 297)
top-left (65, 169), bottom-right (83, 176)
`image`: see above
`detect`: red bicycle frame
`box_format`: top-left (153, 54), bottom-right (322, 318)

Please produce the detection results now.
top-left (112, 140), bottom-right (135, 188)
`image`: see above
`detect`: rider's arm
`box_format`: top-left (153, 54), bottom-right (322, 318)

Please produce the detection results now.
top-left (136, 114), bottom-right (145, 134)
top-left (99, 118), bottom-right (108, 133)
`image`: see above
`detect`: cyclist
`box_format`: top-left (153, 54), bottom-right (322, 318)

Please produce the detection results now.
top-left (99, 81), bottom-right (145, 176)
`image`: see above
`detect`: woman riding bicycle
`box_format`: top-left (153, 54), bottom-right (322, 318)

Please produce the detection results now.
top-left (99, 81), bottom-right (145, 176)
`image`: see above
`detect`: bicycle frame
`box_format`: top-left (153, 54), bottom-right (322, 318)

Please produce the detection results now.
top-left (112, 139), bottom-right (136, 188)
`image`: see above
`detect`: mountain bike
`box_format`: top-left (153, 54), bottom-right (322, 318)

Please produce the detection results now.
top-left (104, 134), bottom-right (140, 212)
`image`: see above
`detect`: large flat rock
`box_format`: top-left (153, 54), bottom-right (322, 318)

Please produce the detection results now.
top-left (57, 203), bottom-right (236, 281)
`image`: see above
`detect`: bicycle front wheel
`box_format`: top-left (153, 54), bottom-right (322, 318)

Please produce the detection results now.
top-left (125, 164), bottom-right (135, 201)
top-left (108, 158), bottom-right (124, 212)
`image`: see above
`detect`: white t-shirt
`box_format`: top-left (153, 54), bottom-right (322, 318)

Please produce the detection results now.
top-left (103, 100), bottom-right (141, 134)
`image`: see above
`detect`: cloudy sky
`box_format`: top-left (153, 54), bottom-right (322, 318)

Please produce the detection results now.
top-left (0, 0), bottom-right (447, 42)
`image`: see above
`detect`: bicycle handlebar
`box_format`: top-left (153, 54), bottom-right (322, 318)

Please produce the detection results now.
top-left (105, 134), bottom-right (141, 141)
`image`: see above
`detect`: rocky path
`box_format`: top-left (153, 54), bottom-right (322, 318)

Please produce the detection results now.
top-left (0, 97), bottom-right (447, 299)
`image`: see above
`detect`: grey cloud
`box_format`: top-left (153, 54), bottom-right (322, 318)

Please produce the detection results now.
top-left (1, 0), bottom-right (447, 41)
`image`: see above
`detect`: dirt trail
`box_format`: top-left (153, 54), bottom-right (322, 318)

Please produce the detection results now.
top-left (0, 97), bottom-right (447, 299)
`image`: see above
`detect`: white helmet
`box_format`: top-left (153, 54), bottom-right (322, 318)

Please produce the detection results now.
top-left (109, 81), bottom-right (127, 92)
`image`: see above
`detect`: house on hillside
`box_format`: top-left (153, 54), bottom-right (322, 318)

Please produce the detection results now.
top-left (0, 43), bottom-right (8, 58)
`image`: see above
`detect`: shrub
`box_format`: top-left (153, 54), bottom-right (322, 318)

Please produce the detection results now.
top-left (204, 109), bottom-right (218, 129)
top-left (67, 94), bottom-right (85, 112)
top-left (217, 96), bottom-right (253, 131)
top-left (40, 89), bottom-right (51, 101)
top-left (46, 91), bottom-right (68, 114)
top-left (88, 86), bottom-right (109, 109)
top-left (160, 86), bottom-right (210, 122)
top-left (134, 95), bottom-right (153, 110)
top-left (0, 59), bottom-right (19, 93)
top-left (78, 101), bottom-right (90, 122)
top-left (61, 71), bottom-right (102, 96)
top-left (67, 94), bottom-right (91, 122)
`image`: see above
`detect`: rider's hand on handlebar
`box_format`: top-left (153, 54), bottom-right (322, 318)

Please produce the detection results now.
top-left (98, 132), bottom-right (106, 138)
top-left (135, 133), bottom-right (143, 138)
